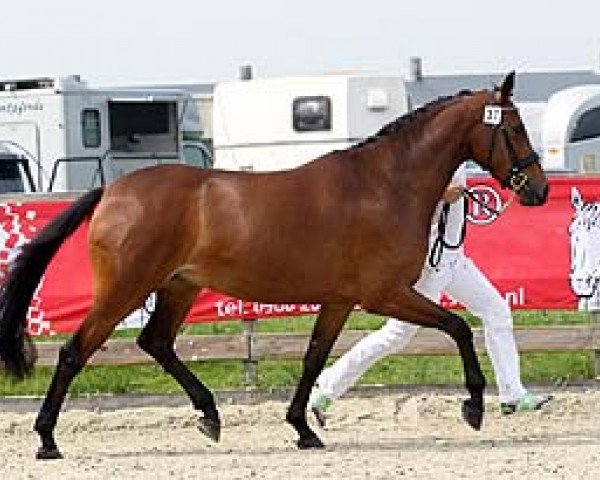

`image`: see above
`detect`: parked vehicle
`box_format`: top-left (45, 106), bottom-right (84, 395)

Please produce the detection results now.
top-left (212, 74), bottom-right (408, 171)
top-left (543, 85), bottom-right (600, 172)
top-left (0, 76), bottom-right (209, 192)
top-left (0, 142), bottom-right (35, 194)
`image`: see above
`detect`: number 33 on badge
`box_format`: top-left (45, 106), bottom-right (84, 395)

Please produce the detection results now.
top-left (483, 106), bottom-right (502, 125)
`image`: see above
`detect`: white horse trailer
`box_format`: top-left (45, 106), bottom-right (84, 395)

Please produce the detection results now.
top-left (542, 85), bottom-right (600, 172)
top-left (212, 74), bottom-right (409, 171)
top-left (0, 76), bottom-right (193, 192)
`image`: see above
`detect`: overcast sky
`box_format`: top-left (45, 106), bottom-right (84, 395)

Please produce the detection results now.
top-left (3, 0), bottom-right (599, 86)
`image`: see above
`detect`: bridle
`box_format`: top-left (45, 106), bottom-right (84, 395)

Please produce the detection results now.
top-left (485, 105), bottom-right (541, 193)
top-left (428, 102), bottom-right (543, 268)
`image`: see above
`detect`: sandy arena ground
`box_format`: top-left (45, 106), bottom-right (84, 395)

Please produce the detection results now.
top-left (0, 388), bottom-right (599, 479)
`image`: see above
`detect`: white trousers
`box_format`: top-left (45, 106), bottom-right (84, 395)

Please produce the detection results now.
top-left (317, 254), bottom-right (527, 403)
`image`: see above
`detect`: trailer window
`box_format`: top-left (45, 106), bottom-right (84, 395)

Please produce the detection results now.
top-left (107, 101), bottom-right (177, 154)
top-left (293, 96), bottom-right (331, 132)
top-left (110, 102), bottom-right (171, 136)
top-left (570, 107), bottom-right (600, 143)
top-left (82, 109), bottom-right (101, 148)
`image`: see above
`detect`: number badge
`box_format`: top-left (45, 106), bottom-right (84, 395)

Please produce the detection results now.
top-left (483, 106), bottom-right (502, 126)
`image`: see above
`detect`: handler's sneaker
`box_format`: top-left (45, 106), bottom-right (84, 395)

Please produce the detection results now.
top-left (308, 386), bottom-right (332, 427)
top-left (500, 393), bottom-right (553, 415)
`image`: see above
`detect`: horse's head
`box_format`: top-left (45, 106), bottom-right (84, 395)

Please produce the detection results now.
top-left (568, 187), bottom-right (600, 297)
top-left (467, 71), bottom-right (549, 206)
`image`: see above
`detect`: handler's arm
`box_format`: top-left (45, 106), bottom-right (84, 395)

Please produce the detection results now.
top-left (442, 185), bottom-right (464, 204)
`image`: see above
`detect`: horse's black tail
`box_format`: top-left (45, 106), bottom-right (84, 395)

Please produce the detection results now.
top-left (0, 187), bottom-right (104, 379)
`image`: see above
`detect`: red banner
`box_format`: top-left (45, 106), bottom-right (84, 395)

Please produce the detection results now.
top-left (0, 176), bottom-right (596, 335)
top-left (461, 176), bottom-right (580, 311)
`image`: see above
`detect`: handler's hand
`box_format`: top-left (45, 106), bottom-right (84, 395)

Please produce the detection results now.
top-left (442, 185), bottom-right (464, 203)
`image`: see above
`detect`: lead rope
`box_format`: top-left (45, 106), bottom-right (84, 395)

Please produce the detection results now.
top-left (428, 198), bottom-right (467, 268)
top-left (428, 187), bottom-right (516, 268)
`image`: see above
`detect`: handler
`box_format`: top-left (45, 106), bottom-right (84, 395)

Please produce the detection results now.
top-left (308, 165), bottom-right (551, 422)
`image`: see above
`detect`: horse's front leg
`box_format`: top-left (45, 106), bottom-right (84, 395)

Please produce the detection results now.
top-left (363, 285), bottom-right (486, 430)
top-left (286, 303), bottom-right (354, 449)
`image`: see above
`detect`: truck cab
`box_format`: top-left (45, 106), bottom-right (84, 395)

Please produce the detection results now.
top-left (0, 76), bottom-right (210, 192)
top-left (0, 143), bottom-right (35, 193)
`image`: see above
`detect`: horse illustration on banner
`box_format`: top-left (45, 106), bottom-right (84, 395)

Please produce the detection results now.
top-left (569, 187), bottom-right (600, 310)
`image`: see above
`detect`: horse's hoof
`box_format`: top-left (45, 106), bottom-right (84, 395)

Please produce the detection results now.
top-left (36, 447), bottom-right (63, 460)
top-left (198, 417), bottom-right (221, 442)
top-left (296, 435), bottom-right (325, 449)
top-left (462, 399), bottom-right (483, 431)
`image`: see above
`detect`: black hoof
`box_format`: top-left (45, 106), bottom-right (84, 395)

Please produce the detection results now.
top-left (462, 399), bottom-right (483, 431)
top-left (198, 417), bottom-right (221, 442)
top-left (36, 447), bottom-right (63, 460)
top-left (297, 434), bottom-right (325, 449)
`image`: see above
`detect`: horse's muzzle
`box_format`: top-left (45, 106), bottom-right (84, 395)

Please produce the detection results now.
top-left (519, 182), bottom-right (549, 206)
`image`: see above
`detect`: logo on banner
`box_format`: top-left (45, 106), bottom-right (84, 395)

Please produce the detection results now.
top-left (568, 187), bottom-right (600, 310)
top-left (467, 185), bottom-right (502, 225)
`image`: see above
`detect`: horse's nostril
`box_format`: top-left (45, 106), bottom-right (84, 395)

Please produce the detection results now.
top-left (530, 182), bottom-right (549, 205)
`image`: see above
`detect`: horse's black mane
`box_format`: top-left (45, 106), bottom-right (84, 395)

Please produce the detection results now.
top-left (354, 89), bottom-right (475, 148)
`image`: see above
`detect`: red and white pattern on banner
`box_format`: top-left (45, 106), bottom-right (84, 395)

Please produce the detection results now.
top-left (0, 202), bottom-right (48, 335)
top-left (452, 176), bottom-right (582, 311)
top-left (0, 176), bottom-right (592, 335)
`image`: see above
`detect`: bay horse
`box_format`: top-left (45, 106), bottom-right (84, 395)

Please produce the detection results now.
top-left (0, 72), bottom-right (548, 459)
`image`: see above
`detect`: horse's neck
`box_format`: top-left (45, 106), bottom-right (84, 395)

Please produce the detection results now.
top-left (397, 101), bottom-right (476, 208)
top-left (427, 99), bottom-right (481, 183)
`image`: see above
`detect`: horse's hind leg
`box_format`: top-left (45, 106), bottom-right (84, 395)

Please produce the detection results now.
top-left (286, 303), bottom-right (354, 449)
top-left (34, 242), bottom-right (155, 460)
top-left (364, 285), bottom-right (486, 430)
top-left (34, 293), bottom-right (148, 459)
top-left (136, 276), bottom-right (220, 442)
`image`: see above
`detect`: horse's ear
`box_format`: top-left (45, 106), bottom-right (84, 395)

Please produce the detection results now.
top-left (495, 71), bottom-right (515, 103)
top-left (571, 187), bottom-right (583, 211)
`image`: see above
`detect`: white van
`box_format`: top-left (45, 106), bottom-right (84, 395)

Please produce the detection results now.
top-left (542, 85), bottom-right (600, 172)
top-left (0, 76), bottom-right (197, 192)
top-left (212, 74), bottom-right (409, 171)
